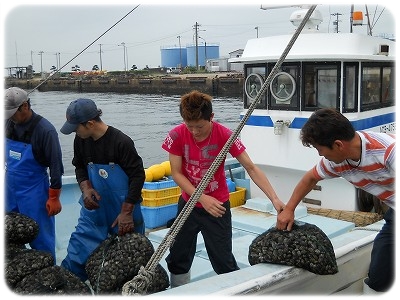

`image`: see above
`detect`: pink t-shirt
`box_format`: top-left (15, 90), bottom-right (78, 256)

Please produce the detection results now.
top-left (162, 121), bottom-right (246, 207)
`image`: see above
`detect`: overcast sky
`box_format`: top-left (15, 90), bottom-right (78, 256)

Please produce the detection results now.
top-left (2, 1), bottom-right (396, 73)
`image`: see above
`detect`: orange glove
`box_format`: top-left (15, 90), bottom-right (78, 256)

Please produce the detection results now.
top-left (46, 188), bottom-right (62, 216)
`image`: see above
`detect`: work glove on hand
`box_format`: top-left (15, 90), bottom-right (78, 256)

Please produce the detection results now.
top-left (46, 188), bottom-right (62, 216)
top-left (80, 180), bottom-right (101, 210)
top-left (112, 202), bottom-right (134, 236)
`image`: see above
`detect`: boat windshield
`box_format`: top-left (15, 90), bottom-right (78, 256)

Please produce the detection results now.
top-left (244, 61), bottom-right (395, 113)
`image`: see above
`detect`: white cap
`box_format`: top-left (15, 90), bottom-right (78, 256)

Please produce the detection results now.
top-left (4, 87), bottom-right (28, 119)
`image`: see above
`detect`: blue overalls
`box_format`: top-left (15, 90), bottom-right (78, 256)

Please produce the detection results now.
top-left (5, 137), bottom-right (56, 260)
top-left (61, 162), bottom-right (145, 281)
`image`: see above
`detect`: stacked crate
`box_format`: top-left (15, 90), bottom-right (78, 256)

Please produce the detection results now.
top-left (141, 178), bottom-right (180, 229)
top-left (140, 176), bottom-right (246, 229)
top-left (226, 178), bottom-right (247, 207)
top-left (229, 186), bottom-right (246, 207)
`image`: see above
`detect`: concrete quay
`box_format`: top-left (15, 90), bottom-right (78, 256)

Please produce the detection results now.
top-left (5, 74), bottom-right (244, 98)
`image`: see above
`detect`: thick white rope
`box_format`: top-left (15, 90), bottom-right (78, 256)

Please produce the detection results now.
top-left (122, 5), bottom-right (318, 295)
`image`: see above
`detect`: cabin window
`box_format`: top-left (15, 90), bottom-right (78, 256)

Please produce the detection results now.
top-left (382, 66), bottom-right (395, 105)
top-left (362, 67), bottom-right (381, 105)
top-left (343, 63), bottom-right (358, 112)
top-left (316, 69), bottom-right (338, 108)
top-left (303, 62), bottom-right (340, 111)
top-left (244, 65), bottom-right (267, 109)
top-left (360, 63), bottom-right (395, 111)
top-left (268, 64), bottom-right (300, 110)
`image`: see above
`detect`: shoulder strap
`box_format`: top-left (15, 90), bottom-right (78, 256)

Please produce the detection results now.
top-left (22, 115), bottom-right (43, 144)
top-left (5, 121), bottom-right (16, 140)
top-left (5, 115), bottom-right (43, 144)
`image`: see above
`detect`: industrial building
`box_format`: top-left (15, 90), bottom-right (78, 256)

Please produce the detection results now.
top-left (160, 43), bottom-right (219, 69)
top-left (160, 44), bottom-right (243, 73)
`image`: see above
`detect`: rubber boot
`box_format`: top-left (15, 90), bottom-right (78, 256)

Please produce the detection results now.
top-left (363, 277), bottom-right (381, 294)
top-left (170, 271), bottom-right (190, 288)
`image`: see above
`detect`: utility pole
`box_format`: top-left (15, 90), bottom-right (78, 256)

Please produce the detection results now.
top-left (126, 46), bottom-right (129, 72)
top-left (204, 41), bottom-right (207, 68)
top-left (331, 13), bottom-right (342, 33)
top-left (55, 52), bottom-right (60, 70)
top-left (177, 36), bottom-right (182, 69)
top-left (255, 26), bottom-right (259, 38)
top-left (194, 22), bottom-right (199, 71)
top-left (118, 42), bottom-right (127, 72)
top-left (15, 41), bottom-right (19, 67)
top-left (122, 42), bottom-right (126, 72)
top-left (99, 44), bottom-right (103, 71)
top-left (38, 51), bottom-right (44, 78)
top-left (199, 36), bottom-right (207, 69)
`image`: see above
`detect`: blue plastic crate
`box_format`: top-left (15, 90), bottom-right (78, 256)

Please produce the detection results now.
top-left (143, 177), bottom-right (178, 190)
top-left (141, 203), bottom-right (178, 229)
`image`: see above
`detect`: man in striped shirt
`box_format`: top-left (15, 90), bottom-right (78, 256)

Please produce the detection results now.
top-left (276, 108), bottom-right (395, 293)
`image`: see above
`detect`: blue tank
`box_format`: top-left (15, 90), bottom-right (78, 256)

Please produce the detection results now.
top-left (160, 46), bottom-right (187, 68)
top-left (186, 44), bottom-right (219, 67)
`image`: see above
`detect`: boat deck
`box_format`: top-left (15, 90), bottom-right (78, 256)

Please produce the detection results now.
top-left (56, 178), bottom-right (383, 295)
top-left (146, 198), bottom-right (383, 294)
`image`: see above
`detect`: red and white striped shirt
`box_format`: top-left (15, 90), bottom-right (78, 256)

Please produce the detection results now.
top-left (313, 131), bottom-right (395, 209)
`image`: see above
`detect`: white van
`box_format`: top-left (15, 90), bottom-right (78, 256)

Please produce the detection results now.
top-left (166, 67), bottom-right (181, 74)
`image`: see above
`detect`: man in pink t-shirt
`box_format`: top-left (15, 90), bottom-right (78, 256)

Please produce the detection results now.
top-left (162, 90), bottom-right (285, 288)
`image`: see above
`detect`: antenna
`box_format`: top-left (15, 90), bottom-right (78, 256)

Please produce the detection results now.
top-left (331, 13), bottom-right (342, 33)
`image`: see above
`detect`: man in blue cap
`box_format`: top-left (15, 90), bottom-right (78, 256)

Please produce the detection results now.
top-left (4, 87), bottom-right (63, 261)
top-left (59, 98), bottom-right (146, 281)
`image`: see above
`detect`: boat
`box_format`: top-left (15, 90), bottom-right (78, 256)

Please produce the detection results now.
top-left (57, 160), bottom-right (385, 295)
top-left (231, 4), bottom-right (395, 213)
top-left (9, 4), bottom-right (395, 296)
top-left (137, 4), bottom-right (394, 295)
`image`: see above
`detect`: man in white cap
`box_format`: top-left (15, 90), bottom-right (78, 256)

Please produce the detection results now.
top-left (4, 87), bottom-right (64, 261)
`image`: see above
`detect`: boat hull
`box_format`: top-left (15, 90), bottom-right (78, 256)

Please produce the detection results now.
top-left (58, 166), bottom-right (382, 296)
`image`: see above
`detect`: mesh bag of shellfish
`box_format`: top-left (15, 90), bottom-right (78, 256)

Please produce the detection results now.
top-left (248, 222), bottom-right (338, 275)
top-left (5, 212), bottom-right (39, 245)
top-left (85, 232), bottom-right (169, 294)
top-left (5, 243), bottom-right (27, 262)
top-left (5, 249), bottom-right (54, 288)
top-left (14, 265), bottom-right (92, 295)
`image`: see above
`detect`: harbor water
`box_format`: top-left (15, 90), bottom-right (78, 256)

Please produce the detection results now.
top-left (27, 90), bottom-right (243, 175)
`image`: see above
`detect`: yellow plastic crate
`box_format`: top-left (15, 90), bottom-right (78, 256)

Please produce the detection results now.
top-left (229, 187), bottom-right (246, 207)
top-left (142, 186), bottom-right (181, 198)
top-left (142, 193), bottom-right (181, 207)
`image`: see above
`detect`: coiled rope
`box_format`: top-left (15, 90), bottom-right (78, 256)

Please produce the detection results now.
top-left (122, 5), bottom-right (318, 295)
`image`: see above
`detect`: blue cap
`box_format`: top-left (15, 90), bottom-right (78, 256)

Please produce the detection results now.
top-left (60, 98), bottom-right (100, 134)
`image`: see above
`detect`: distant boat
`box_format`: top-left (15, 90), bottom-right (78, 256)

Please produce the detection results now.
top-left (55, 4), bottom-right (394, 295)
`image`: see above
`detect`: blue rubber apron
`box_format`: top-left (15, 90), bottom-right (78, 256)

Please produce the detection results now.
top-left (61, 162), bottom-right (144, 281)
top-left (5, 138), bottom-right (56, 260)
